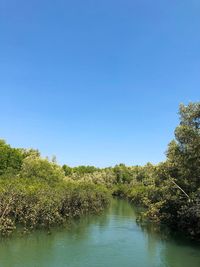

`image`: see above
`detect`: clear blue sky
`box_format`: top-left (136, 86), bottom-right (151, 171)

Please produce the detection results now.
top-left (1, 0), bottom-right (200, 167)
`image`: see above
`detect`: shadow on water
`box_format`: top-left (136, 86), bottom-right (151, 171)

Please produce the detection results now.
top-left (0, 198), bottom-right (200, 267)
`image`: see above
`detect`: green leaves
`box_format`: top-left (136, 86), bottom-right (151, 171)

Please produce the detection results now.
top-left (128, 102), bottom-right (200, 239)
top-left (20, 155), bottom-right (65, 182)
top-left (0, 139), bottom-right (24, 176)
top-left (0, 177), bottom-right (110, 236)
top-left (0, 141), bottom-right (110, 236)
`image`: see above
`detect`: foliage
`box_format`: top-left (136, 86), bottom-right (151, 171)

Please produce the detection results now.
top-left (20, 155), bottom-right (65, 182)
top-left (128, 102), bottom-right (200, 240)
top-left (0, 141), bottom-right (110, 236)
top-left (0, 140), bottom-right (24, 175)
top-left (0, 176), bottom-right (110, 236)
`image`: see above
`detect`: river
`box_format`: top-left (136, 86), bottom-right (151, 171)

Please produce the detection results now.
top-left (0, 199), bottom-right (200, 267)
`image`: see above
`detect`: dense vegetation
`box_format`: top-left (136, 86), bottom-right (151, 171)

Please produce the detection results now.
top-left (0, 102), bottom-right (200, 240)
top-left (0, 143), bottom-right (110, 236)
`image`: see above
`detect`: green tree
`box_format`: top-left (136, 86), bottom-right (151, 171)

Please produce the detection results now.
top-left (166, 102), bottom-right (200, 190)
top-left (0, 139), bottom-right (24, 175)
top-left (20, 155), bottom-right (65, 182)
top-left (62, 164), bottom-right (72, 176)
top-left (113, 164), bottom-right (133, 184)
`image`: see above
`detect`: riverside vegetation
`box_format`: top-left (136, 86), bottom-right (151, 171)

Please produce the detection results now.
top-left (0, 102), bottom-right (200, 240)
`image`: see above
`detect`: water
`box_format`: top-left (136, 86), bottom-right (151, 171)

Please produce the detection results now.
top-left (0, 199), bottom-right (200, 267)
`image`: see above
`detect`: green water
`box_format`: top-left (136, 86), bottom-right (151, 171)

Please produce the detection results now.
top-left (0, 199), bottom-right (200, 267)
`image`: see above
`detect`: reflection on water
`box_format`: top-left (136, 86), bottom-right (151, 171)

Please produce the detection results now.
top-left (0, 199), bottom-right (200, 267)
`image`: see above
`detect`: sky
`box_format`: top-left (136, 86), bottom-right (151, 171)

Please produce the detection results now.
top-left (0, 0), bottom-right (200, 167)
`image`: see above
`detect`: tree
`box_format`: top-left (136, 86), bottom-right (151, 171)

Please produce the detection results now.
top-left (62, 164), bottom-right (72, 176)
top-left (20, 155), bottom-right (65, 182)
top-left (166, 102), bottom-right (200, 190)
top-left (0, 139), bottom-right (24, 175)
top-left (113, 164), bottom-right (133, 184)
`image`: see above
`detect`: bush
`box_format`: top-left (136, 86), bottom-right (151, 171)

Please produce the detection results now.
top-left (0, 176), bottom-right (110, 236)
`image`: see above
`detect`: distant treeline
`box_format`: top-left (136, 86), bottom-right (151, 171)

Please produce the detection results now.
top-left (0, 102), bottom-right (200, 240)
